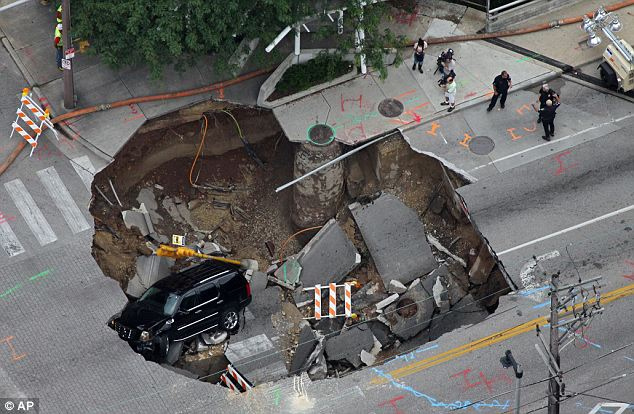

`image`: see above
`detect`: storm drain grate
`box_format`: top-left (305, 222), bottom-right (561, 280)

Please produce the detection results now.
top-left (468, 136), bottom-right (495, 155)
top-left (378, 98), bottom-right (404, 118)
top-left (307, 124), bottom-right (335, 146)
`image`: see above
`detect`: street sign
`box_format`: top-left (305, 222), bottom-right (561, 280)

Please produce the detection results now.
top-left (64, 47), bottom-right (75, 59)
top-left (61, 58), bottom-right (71, 70)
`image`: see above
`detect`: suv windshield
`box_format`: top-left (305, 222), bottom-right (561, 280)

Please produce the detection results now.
top-left (138, 287), bottom-right (180, 316)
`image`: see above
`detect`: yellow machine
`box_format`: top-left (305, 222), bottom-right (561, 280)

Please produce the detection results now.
top-left (156, 245), bottom-right (259, 271)
top-left (599, 40), bottom-right (634, 92)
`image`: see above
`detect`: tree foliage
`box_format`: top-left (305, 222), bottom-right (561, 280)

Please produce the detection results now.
top-left (73, 0), bottom-right (402, 78)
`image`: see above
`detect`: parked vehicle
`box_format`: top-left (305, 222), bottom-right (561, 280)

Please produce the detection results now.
top-left (108, 260), bottom-right (252, 364)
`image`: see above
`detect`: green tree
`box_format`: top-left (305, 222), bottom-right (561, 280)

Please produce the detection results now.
top-left (72, 0), bottom-right (402, 78)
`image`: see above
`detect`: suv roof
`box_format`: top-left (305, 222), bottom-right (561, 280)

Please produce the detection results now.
top-left (152, 260), bottom-right (241, 295)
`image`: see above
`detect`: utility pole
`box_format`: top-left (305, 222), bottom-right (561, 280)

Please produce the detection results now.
top-left (61, 0), bottom-right (75, 109)
top-left (533, 262), bottom-right (603, 414)
top-left (548, 273), bottom-right (560, 414)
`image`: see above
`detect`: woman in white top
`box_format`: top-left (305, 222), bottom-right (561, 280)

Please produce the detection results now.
top-left (441, 76), bottom-right (457, 112)
top-left (412, 38), bottom-right (427, 73)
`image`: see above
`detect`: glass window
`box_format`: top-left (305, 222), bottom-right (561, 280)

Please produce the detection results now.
top-left (180, 292), bottom-right (197, 311)
top-left (138, 287), bottom-right (180, 316)
top-left (198, 285), bottom-right (219, 304)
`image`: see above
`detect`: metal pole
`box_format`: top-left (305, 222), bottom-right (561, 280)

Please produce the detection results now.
top-left (514, 375), bottom-right (521, 414)
top-left (61, 0), bottom-right (75, 109)
top-left (548, 273), bottom-right (560, 414)
top-left (485, 0), bottom-right (491, 33)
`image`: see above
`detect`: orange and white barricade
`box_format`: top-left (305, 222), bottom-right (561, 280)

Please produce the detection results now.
top-left (304, 281), bottom-right (356, 320)
top-left (10, 88), bottom-right (57, 156)
top-left (220, 364), bottom-right (253, 393)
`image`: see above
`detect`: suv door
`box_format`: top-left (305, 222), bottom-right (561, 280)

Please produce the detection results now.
top-left (172, 290), bottom-right (200, 341)
top-left (194, 283), bottom-right (222, 334)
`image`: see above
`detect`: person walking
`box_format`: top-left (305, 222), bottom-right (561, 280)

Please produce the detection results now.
top-left (54, 23), bottom-right (63, 71)
top-left (441, 76), bottom-right (457, 112)
top-left (539, 99), bottom-right (557, 141)
top-left (412, 38), bottom-right (427, 73)
top-left (536, 83), bottom-right (559, 122)
top-left (487, 70), bottom-right (512, 111)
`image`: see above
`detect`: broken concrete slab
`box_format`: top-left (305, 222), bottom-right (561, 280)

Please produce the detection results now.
top-left (468, 244), bottom-right (496, 285)
top-left (313, 317), bottom-right (345, 337)
top-left (351, 282), bottom-right (388, 311)
top-left (250, 270), bottom-right (268, 294)
top-left (324, 324), bottom-right (374, 368)
top-left (126, 255), bottom-right (174, 298)
top-left (388, 280), bottom-right (407, 294)
top-left (296, 219), bottom-right (360, 287)
top-left (433, 276), bottom-right (450, 312)
top-left (375, 293), bottom-right (399, 312)
top-left (162, 197), bottom-right (185, 224)
top-left (368, 321), bottom-right (392, 348)
top-left (122, 209), bottom-right (150, 236)
top-left (136, 188), bottom-right (163, 224)
top-left (349, 193), bottom-right (438, 286)
top-left (429, 294), bottom-right (489, 341)
top-left (308, 353), bottom-right (328, 380)
top-left (274, 258), bottom-right (302, 288)
top-left (360, 349), bottom-right (376, 366)
top-left (289, 323), bottom-right (319, 376)
top-left (427, 234), bottom-right (467, 267)
top-left (383, 280), bottom-right (435, 340)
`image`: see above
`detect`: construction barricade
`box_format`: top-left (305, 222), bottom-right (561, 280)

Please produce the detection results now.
top-left (219, 363), bottom-right (253, 393)
top-left (10, 88), bottom-right (57, 156)
top-left (304, 282), bottom-right (356, 320)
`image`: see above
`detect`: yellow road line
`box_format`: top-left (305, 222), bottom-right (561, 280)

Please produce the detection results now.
top-left (371, 283), bottom-right (634, 385)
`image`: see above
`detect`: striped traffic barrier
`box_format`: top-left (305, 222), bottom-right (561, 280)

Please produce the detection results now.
top-left (304, 281), bottom-right (357, 320)
top-left (220, 373), bottom-right (241, 394)
top-left (227, 364), bottom-right (252, 391)
top-left (9, 88), bottom-right (58, 157)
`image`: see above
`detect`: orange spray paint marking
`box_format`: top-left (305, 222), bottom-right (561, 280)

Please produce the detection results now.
top-left (394, 90), bottom-right (416, 99)
top-left (426, 122), bottom-right (440, 136)
top-left (507, 127), bottom-right (523, 141)
top-left (341, 94), bottom-right (363, 112)
top-left (515, 104), bottom-right (532, 116)
top-left (523, 122), bottom-right (537, 132)
top-left (459, 133), bottom-right (473, 148)
top-left (0, 336), bottom-right (27, 362)
top-left (623, 260), bottom-right (634, 281)
top-left (451, 368), bottom-right (512, 394)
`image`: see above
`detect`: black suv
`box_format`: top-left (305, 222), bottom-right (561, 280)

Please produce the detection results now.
top-left (108, 260), bottom-right (252, 364)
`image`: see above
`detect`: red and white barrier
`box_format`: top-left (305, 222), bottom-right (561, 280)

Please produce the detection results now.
top-left (9, 88), bottom-right (58, 157)
top-left (220, 364), bottom-right (252, 393)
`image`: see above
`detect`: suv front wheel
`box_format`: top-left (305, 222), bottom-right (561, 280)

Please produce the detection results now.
top-left (221, 308), bottom-right (239, 332)
top-left (158, 336), bottom-right (183, 365)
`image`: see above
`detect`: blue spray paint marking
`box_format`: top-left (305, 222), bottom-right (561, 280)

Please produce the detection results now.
top-left (384, 344), bottom-right (439, 366)
top-left (625, 356), bottom-right (634, 363)
top-left (532, 300), bottom-right (550, 309)
top-left (373, 368), bottom-right (511, 411)
top-left (518, 286), bottom-right (550, 297)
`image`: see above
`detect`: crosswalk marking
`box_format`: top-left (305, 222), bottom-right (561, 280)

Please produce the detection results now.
top-left (37, 167), bottom-right (90, 234)
top-left (70, 156), bottom-right (95, 192)
top-left (0, 221), bottom-right (25, 257)
top-left (4, 179), bottom-right (57, 246)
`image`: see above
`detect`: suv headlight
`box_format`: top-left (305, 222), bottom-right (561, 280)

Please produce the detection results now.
top-left (140, 331), bottom-right (152, 342)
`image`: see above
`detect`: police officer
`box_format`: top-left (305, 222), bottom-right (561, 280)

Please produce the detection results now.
top-left (487, 70), bottom-right (512, 111)
top-left (539, 99), bottom-right (557, 141)
top-left (536, 83), bottom-right (559, 122)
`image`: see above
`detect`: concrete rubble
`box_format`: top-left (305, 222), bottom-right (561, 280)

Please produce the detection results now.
top-left (349, 193), bottom-right (438, 286)
top-left (121, 203), bottom-right (154, 236)
top-left (367, 321), bottom-right (392, 348)
top-left (375, 294), bottom-right (399, 312)
top-left (382, 279), bottom-right (435, 340)
top-left (289, 323), bottom-right (319, 375)
top-left (324, 324), bottom-right (374, 368)
top-left (136, 188), bottom-right (163, 224)
top-left (388, 280), bottom-right (407, 294)
top-left (351, 282), bottom-right (388, 311)
top-left (126, 255), bottom-right (174, 298)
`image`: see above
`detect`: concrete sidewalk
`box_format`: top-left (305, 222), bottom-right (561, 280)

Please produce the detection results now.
top-left (0, 1), bottom-right (272, 162)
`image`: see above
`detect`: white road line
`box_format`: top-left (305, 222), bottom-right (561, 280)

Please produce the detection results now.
top-left (0, 0), bottom-right (29, 13)
top-left (0, 221), bottom-right (25, 257)
top-left (4, 179), bottom-right (57, 246)
top-left (498, 204), bottom-right (634, 256)
top-left (37, 167), bottom-right (90, 234)
top-left (70, 156), bottom-right (95, 192)
top-left (469, 114), bottom-right (634, 172)
top-left (439, 131), bottom-right (448, 144)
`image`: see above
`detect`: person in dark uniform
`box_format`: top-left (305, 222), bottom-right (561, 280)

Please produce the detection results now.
top-left (487, 71), bottom-right (512, 111)
top-left (539, 99), bottom-right (557, 141)
top-left (536, 83), bottom-right (559, 122)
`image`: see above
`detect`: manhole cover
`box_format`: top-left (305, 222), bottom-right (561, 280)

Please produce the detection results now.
top-left (378, 98), bottom-right (404, 118)
top-left (396, 298), bottom-right (418, 318)
top-left (307, 124), bottom-right (335, 146)
top-left (468, 136), bottom-right (495, 155)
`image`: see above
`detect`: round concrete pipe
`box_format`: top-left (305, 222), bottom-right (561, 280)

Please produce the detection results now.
top-left (291, 141), bottom-right (344, 229)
